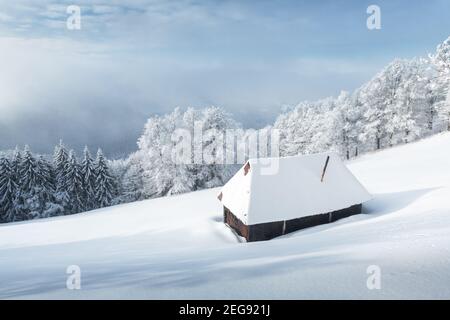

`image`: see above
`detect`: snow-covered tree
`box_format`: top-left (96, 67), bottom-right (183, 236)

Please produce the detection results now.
top-left (430, 36), bottom-right (450, 130)
top-left (52, 140), bottom-right (71, 210)
top-left (63, 150), bottom-right (84, 214)
top-left (275, 99), bottom-right (338, 156)
top-left (94, 149), bottom-right (115, 208)
top-left (0, 158), bottom-right (18, 223)
top-left (53, 141), bottom-right (69, 191)
top-left (19, 146), bottom-right (40, 193)
top-left (275, 102), bottom-right (315, 156)
top-left (330, 91), bottom-right (363, 159)
top-left (115, 153), bottom-right (145, 203)
top-left (15, 147), bottom-right (60, 219)
top-left (137, 106), bottom-right (240, 198)
top-left (358, 60), bottom-right (404, 150)
top-left (36, 156), bottom-right (56, 200)
top-left (27, 156), bottom-right (61, 219)
top-left (11, 147), bottom-right (22, 183)
top-left (80, 146), bottom-right (97, 210)
top-left (194, 107), bottom-right (240, 190)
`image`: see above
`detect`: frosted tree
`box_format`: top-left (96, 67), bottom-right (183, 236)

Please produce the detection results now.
top-left (109, 156), bottom-right (143, 204)
top-left (15, 147), bottom-right (60, 219)
top-left (0, 158), bottom-right (18, 223)
top-left (52, 140), bottom-right (70, 209)
top-left (19, 146), bottom-right (39, 193)
top-left (275, 98), bottom-right (339, 156)
top-left (307, 98), bottom-right (340, 154)
top-left (37, 156), bottom-right (56, 198)
top-left (28, 156), bottom-right (61, 219)
top-left (430, 36), bottom-right (450, 130)
top-left (195, 106), bottom-right (240, 190)
top-left (53, 140), bottom-right (69, 191)
top-left (274, 102), bottom-right (316, 156)
top-left (359, 60), bottom-right (410, 150)
top-left (16, 146), bottom-right (38, 220)
top-left (137, 106), bottom-right (240, 198)
top-left (398, 58), bottom-right (437, 135)
top-left (331, 91), bottom-right (363, 159)
top-left (80, 146), bottom-right (97, 210)
top-left (11, 147), bottom-right (22, 183)
top-left (121, 153), bottom-right (145, 202)
top-left (137, 109), bottom-right (177, 197)
top-left (63, 150), bottom-right (84, 214)
top-left (95, 149), bottom-right (115, 208)
top-left (389, 59), bottom-right (436, 144)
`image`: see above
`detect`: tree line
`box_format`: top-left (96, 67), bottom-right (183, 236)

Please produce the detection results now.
top-left (120, 36), bottom-right (450, 201)
top-left (1, 37), bottom-right (449, 223)
top-left (0, 142), bottom-right (116, 223)
top-left (274, 38), bottom-right (450, 159)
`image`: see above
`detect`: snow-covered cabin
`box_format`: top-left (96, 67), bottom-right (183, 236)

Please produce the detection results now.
top-left (218, 153), bottom-right (372, 242)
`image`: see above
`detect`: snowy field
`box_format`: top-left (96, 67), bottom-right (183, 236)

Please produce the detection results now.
top-left (1, 133), bottom-right (450, 299)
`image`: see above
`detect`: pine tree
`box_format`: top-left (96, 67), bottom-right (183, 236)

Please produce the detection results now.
top-left (53, 140), bottom-right (69, 192)
top-left (53, 141), bottom-right (70, 212)
top-left (27, 156), bottom-right (61, 219)
top-left (11, 147), bottom-right (26, 221)
top-left (14, 147), bottom-right (60, 220)
top-left (16, 146), bottom-right (40, 220)
top-left (20, 146), bottom-right (39, 193)
top-left (35, 156), bottom-right (53, 200)
top-left (11, 147), bottom-right (22, 183)
top-left (63, 150), bottom-right (83, 214)
top-left (95, 149), bottom-right (115, 208)
top-left (0, 158), bottom-right (18, 223)
top-left (80, 146), bottom-right (96, 210)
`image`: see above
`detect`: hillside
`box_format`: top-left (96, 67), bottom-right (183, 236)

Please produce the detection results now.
top-left (1, 133), bottom-right (450, 299)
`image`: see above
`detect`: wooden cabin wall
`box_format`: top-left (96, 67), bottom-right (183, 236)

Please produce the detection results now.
top-left (223, 207), bottom-right (250, 240)
top-left (224, 204), bottom-right (363, 242)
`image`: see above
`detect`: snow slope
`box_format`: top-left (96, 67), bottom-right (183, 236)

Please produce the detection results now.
top-left (1, 133), bottom-right (450, 299)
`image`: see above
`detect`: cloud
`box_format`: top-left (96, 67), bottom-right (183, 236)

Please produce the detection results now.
top-left (1, 0), bottom-right (440, 156)
top-left (0, 12), bottom-right (14, 22)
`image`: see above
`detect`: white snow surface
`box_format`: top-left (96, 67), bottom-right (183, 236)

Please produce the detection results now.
top-left (1, 133), bottom-right (450, 299)
top-left (219, 153), bottom-right (372, 225)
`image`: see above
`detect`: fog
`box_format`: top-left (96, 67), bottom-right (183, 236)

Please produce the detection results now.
top-left (2, 0), bottom-right (447, 157)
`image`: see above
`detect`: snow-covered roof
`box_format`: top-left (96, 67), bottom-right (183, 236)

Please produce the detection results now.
top-left (218, 153), bottom-right (372, 225)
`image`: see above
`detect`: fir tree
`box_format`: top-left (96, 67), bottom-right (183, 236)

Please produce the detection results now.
top-left (95, 149), bottom-right (115, 208)
top-left (80, 146), bottom-right (96, 210)
top-left (53, 140), bottom-right (69, 192)
top-left (0, 158), bottom-right (18, 223)
top-left (15, 147), bottom-right (60, 220)
top-left (16, 146), bottom-right (40, 220)
top-left (20, 146), bottom-right (39, 193)
top-left (63, 150), bottom-right (83, 214)
top-left (25, 156), bottom-right (61, 219)
top-left (11, 147), bottom-right (22, 183)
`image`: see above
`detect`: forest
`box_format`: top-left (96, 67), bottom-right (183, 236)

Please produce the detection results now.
top-left (1, 36), bottom-right (449, 223)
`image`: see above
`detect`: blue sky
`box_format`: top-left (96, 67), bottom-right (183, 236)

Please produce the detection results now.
top-left (0, 0), bottom-right (449, 156)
